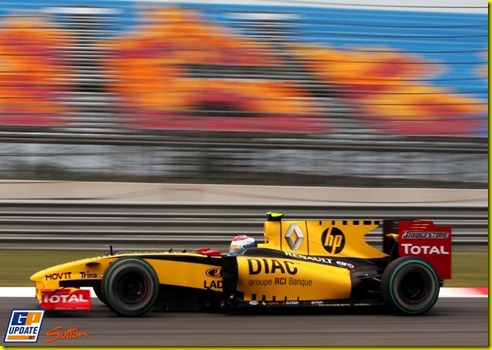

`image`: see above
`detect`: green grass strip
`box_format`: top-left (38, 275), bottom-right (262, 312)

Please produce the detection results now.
top-left (0, 249), bottom-right (487, 287)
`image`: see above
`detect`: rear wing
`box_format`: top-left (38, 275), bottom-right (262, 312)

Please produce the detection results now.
top-left (383, 220), bottom-right (452, 280)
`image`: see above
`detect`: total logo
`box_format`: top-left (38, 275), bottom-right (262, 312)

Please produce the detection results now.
top-left (43, 293), bottom-right (90, 304)
top-left (401, 243), bottom-right (449, 255)
top-left (4, 310), bottom-right (45, 343)
top-left (41, 289), bottom-right (92, 310)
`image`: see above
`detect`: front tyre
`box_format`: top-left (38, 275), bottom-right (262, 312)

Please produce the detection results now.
top-left (381, 256), bottom-right (440, 316)
top-left (102, 258), bottom-right (159, 316)
top-left (92, 283), bottom-right (107, 305)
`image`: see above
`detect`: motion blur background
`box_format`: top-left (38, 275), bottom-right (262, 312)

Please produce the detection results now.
top-left (0, 0), bottom-right (488, 188)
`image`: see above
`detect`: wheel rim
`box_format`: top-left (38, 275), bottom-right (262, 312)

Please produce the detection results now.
top-left (398, 271), bottom-right (429, 304)
top-left (116, 271), bottom-right (148, 304)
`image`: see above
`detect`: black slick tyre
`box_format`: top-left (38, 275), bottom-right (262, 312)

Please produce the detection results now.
top-left (92, 283), bottom-right (107, 305)
top-left (102, 258), bottom-right (159, 316)
top-left (381, 256), bottom-right (440, 316)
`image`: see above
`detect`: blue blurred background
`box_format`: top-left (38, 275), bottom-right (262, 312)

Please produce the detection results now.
top-left (0, 0), bottom-right (487, 188)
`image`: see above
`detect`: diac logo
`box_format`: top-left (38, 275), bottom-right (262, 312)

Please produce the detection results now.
top-left (4, 309), bottom-right (45, 343)
top-left (321, 227), bottom-right (345, 254)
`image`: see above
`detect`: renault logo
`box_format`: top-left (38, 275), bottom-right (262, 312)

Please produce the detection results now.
top-left (285, 224), bottom-right (304, 250)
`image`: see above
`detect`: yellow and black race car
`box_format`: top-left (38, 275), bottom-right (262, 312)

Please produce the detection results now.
top-left (30, 212), bottom-right (452, 317)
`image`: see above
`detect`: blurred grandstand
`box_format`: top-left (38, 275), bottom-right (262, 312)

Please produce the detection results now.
top-left (0, 1), bottom-right (487, 188)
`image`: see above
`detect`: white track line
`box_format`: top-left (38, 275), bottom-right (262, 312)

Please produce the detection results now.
top-left (438, 287), bottom-right (488, 298)
top-left (0, 287), bottom-right (96, 298)
top-left (0, 287), bottom-right (487, 298)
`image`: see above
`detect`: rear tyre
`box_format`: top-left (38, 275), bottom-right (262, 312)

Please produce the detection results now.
top-left (102, 258), bottom-right (159, 316)
top-left (381, 256), bottom-right (440, 316)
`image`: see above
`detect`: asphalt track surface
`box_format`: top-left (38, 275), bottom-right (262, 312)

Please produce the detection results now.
top-left (0, 297), bottom-right (488, 347)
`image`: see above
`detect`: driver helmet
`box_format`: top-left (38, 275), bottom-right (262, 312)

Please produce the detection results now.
top-left (228, 235), bottom-right (256, 256)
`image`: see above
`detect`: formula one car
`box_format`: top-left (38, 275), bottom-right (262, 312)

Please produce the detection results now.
top-left (30, 212), bottom-right (452, 316)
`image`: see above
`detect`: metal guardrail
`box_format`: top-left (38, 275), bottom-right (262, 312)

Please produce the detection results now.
top-left (0, 201), bottom-right (487, 251)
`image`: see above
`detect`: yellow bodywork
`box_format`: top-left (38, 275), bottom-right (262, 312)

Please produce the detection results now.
top-left (233, 218), bottom-right (387, 302)
top-left (30, 255), bottom-right (113, 301)
top-left (260, 219), bottom-right (387, 258)
top-left (237, 256), bottom-right (352, 301)
top-left (30, 252), bottom-right (223, 302)
top-left (31, 218), bottom-right (388, 306)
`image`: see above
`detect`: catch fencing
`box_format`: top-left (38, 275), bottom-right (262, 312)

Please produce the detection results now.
top-left (0, 201), bottom-right (486, 251)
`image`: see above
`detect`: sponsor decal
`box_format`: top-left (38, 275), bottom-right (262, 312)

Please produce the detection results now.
top-left (275, 277), bottom-right (287, 285)
top-left (402, 231), bottom-right (449, 239)
top-left (284, 252), bottom-right (333, 264)
top-left (398, 221), bottom-right (452, 280)
top-left (248, 279), bottom-right (273, 287)
top-left (335, 261), bottom-right (355, 269)
top-left (247, 258), bottom-right (298, 275)
top-left (45, 325), bottom-right (89, 343)
top-left (41, 289), bottom-right (91, 310)
top-left (242, 258), bottom-right (313, 290)
top-left (321, 227), bottom-right (345, 254)
top-left (79, 271), bottom-right (100, 279)
top-left (205, 267), bottom-right (222, 278)
top-left (4, 310), bottom-right (45, 343)
top-left (248, 277), bottom-right (312, 287)
top-left (285, 224), bottom-right (304, 250)
top-left (284, 252), bottom-right (355, 269)
top-left (203, 280), bottom-right (223, 289)
top-left (288, 277), bottom-right (313, 287)
top-left (45, 272), bottom-right (71, 281)
top-left (401, 243), bottom-right (449, 255)
top-left (204, 267), bottom-right (223, 288)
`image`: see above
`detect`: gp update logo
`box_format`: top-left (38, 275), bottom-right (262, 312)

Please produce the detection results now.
top-left (4, 309), bottom-right (45, 343)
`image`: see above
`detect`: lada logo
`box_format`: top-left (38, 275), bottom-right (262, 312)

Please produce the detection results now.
top-left (205, 267), bottom-right (222, 279)
top-left (321, 227), bottom-right (345, 254)
top-left (204, 268), bottom-right (223, 290)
